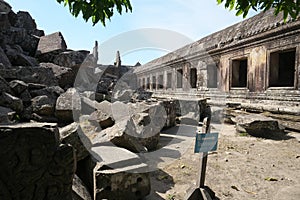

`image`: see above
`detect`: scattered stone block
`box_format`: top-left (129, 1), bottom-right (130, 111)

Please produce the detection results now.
top-left (59, 122), bottom-right (89, 161)
top-left (36, 32), bottom-right (67, 55)
top-left (9, 79), bottom-right (28, 95)
top-left (91, 146), bottom-right (151, 200)
top-left (0, 75), bottom-right (12, 94)
top-left (235, 114), bottom-right (285, 138)
top-left (0, 92), bottom-right (23, 113)
top-left (92, 118), bottom-right (147, 153)
top-left (55, 88), bottom-right (81, 123)
top-left (0, 66), bottom-right (58, 86)
top-left (53, 50), bottom-right (89, 68)
top-left (72, 174), bottom-right (92, 200)
top-left (31, 95), bottom-right (55, 116)
top-left (0, 46), bottom-right (11, 67)
top-left (0, 106), bottom-right (15, 123)
top-left (41, 62), bottom-right (75, 89)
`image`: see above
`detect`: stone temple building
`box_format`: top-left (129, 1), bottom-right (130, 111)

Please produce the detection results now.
top-left (134, 9), bottom-right (300, 115)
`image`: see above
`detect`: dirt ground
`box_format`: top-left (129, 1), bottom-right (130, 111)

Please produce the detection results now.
top-left (147, 123), bottom-right (300, 200)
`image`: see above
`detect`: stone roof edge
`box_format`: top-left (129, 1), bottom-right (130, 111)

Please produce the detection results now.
top-left (135, 9), bottom-right (300, 74)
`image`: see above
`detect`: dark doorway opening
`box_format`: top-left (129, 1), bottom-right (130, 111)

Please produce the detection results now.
top-left (177, 69), bottom-right (183, 88)
top-left (232, 59), bottom-right (247, 87)
top-left (167, 73), bottom-right (172, 89)
top-left (190, 68), bottom-right (197, 88)
top-left (152, 76), bottom-right (156, 90)
top-left (158, 74), bottom-right (164, 89)
top-left (207, 64), bottom-right (218, 88)
top-left (269, 49), bottom-right (295, 87)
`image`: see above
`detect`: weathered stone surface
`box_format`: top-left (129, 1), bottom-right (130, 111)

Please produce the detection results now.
top-left (0, 75), bottom-right (12, 94)
top-left (55, 88), bottom-right (81, 123)
top-left (235, 114), bottom-right (285, 138)
top-left (53, 50), bottom-right (89, 68)
top-left (0, 92), bottom-right (23, 113)
top-left (88, 100), bottom-right (114, 129)
top-left (179, 112), bottom-right (199, 126)
top-left (0, 0), bottom-right (11, 14)
top-left (161, 100), bottom-right (177, 128)
top-left (14, 11), bottom-right (36, 31)
top-left (0, 106), bottom-right (15, 124)
top-left (9, 79), bottom-right (27, 95)
top-left (92, 118), bottom-right (147, 153)
top-left (59, 122), bottom-right (89, 161)
top-left (72, 174), bottom-right (92, 200)
top-left (28, 82), bottom-right (47, 90)
top-left (89, 110), bottom-right (115, 130)
top-left (91, 146), bottom-right (151, 200)
top-left (0, 46), bottom-right (11, 67)
top-left (19, 89), bottom-right (32, 105)
top-left (0, 123), bottom-right (75, 200)
top-left (30, 86), bottom-right (64, 99)
top-left (31, 95), bottom-right (55, 116)
top-left (131, 102), bottom-right (166, 151)
top-left (36, 32), bottom-right (67, 55)
top-left (0, 66), bottom-right (58, 86)
top-left (80, 96), bottom-right (102, 115)
top-left (9, 52), bottom-right (38, 66)
top-left (132, 89), bottom-right (153, 102)
top-left (40, 62), bottom-right (74, 89)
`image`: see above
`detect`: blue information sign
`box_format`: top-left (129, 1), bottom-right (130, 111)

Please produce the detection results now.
top-left (194, 133), bottom-right (219, 153)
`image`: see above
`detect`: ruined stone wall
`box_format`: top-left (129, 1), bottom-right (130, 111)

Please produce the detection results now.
top-left (134, 10), bottom-right (300, 113)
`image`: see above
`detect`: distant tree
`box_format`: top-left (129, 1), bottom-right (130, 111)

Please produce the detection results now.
top-left (217, 0), bottom-right (300, 20)
top-left (56, 0), bottom-right (132, 26)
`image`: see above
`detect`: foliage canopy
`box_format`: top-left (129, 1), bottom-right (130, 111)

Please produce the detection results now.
top-left (56, 0), bottom-right (300, 26)
top-left (56, 0), bottom-right (132, 26)
top-left (217, 0), bottom-right (300, 20)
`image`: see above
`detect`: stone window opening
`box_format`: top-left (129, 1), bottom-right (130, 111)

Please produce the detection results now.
top-left (167, 72), bottom-right (172, 89)
top-left (269, 49), bottom-right (296, 87)
top-left (158, 74), bottom-right (164, 89)
top-left (146, 77), bottom-right (150, 89)
top-left (177, 69), bottom-right (183, 88)
top-left (231, 58), bottom-right (248, 88)
top-left (152, 76), bottom-right (157, 90)
top-left (142, 78), bottom-right (146, 90)
top-left (190, 68), bottom-right (197, 88)
top-left (207, 64), bottom-right (218, 88)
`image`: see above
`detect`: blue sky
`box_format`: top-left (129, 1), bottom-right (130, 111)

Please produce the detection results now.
top-left (8, 0), bottom-right (257, 65)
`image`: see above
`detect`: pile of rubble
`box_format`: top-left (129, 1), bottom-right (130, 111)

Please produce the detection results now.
top-left (0, 2), bottom-right (181, 199)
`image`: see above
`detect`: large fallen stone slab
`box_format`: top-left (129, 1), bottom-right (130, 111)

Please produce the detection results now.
top-left (59, 122), bottom-right (89, 161)
top-left (53, 50), bottom-right (89, 68)
top-left (31, 95), bottom-right (56, 116)
top-left (0, 75), bottom-right (12, 94)
top-left (161, 100), bottom-right (177, 128)
top-left (40, 62), bottom-right (74, 89)
top-left (0, 46), bottom-right (11, 67)
top-left (9, 79), bottom-right (28, 95)
top-left (55, 88), bottom-right (81, 123)
top-left (0, 123), bottom-right (75, 200)
top-left (131, 102), bottom-right (167, 151)
top-left (235, 114), bottom-right (285, 138)
top-left (262, 112), bottom-right (300, 133)
top-left (92, 118), bottom-right (147, 153)
top-left (0, 106), bottom-right (15, 124)
top-left (91, 146), bottom-right (150, 200)
top-left (72, 174), bottom-right (92, 200)
top-left (36, 31), bottom-right (67, 55)
top-left (0, 92), bottom-right (23, 113)
top-left (0, 66), bottom-right (58, 86)
top-left (29, 85), bottom-right (64, 99)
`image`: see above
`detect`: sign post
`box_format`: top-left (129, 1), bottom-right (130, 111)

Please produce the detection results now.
top-left (185, 117), bottom-right (218, 200)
